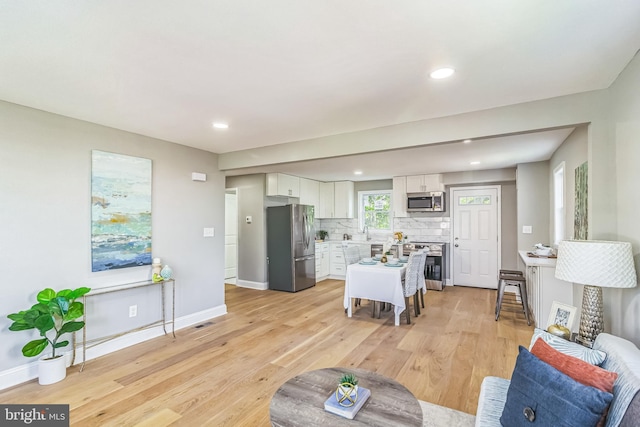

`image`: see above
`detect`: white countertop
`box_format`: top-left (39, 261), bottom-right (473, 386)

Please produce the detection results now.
top-left (518, 250), bottom-right (557, 268)
top-left (320, 240), bottom-right (390, 245)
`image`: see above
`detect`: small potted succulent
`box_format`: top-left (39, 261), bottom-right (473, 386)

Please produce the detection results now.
top-left (336, 373), bottom-right (359, 407)
top-left (7, 287), bottom-right (90, 385)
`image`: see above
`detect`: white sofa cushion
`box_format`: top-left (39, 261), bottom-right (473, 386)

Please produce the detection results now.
top-left (593, 334), bottom-right (640, 427)
top-left (530, 328), bottom-right (607, 365)
top-left (474, 376), bottom-right (509, 427)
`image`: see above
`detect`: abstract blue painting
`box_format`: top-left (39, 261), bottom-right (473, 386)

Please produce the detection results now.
top-left (91, 151), bottom-right (152, 271)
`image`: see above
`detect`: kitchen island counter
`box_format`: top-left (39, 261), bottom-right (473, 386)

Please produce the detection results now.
top-left (517, 250), bottom-right (572, 330)
top-left (518, 250), bottom-right (557, 268)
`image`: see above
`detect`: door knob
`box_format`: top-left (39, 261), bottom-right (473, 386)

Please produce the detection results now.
top-left (454, 244), bottom-right (459, 247)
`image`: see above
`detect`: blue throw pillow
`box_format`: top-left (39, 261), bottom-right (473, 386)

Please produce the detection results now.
top-left (500, 346), bottom-right (613, 427)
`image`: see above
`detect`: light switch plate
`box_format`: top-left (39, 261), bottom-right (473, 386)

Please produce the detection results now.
top-left (203, 227), bottom-right (215, 237)
top-left (522, 225), bottom-right (532, 234)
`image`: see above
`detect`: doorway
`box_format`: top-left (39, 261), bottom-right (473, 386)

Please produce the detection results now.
top-left (451, 186), bottom-right (501, 289)
top-left (225, 189), bottom-right (238, 284)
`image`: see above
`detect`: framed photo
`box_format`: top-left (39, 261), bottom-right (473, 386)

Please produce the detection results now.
top-left (547, 301), bottom-right (577, 331)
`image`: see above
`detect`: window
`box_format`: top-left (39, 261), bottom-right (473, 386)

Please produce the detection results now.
top-left (358, 190), bottom-right (392, 231)
top-left (458, 195), bottom-right (492, 205)
top-left (553, 162), bottom-right (565, 245)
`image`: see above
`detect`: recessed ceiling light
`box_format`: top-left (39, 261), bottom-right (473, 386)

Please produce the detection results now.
top-left (429, 67), bottom-right (455, 79)
top-left (470, 161), bottom-right (481, 165)
top-left (213, 122), bottom-right (229, 129)
top-left (463, 139), bottom-right (472, 144)
top-left (354, 170), bottom-right (363, 175)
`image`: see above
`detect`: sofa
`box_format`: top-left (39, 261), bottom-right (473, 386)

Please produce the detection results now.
top-left (475, 330), bottom-right (640, 427)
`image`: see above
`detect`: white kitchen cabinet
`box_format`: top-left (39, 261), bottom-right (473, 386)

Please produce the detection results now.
top-left (392, 176), bottom-right (408, 218)
top-left (405, 174), bottom-right (444, 193)
top-left (315, 242), bottom-right (329, 282)
top-left (299, 177), bottom-right (320, 215)
top-left (329, 242), bottom-right (347, 277)
top-left (518, 251), bottom-right (574, 331)
top-left (318, 182), bottom-right (334, 218)
top-left (266, 173), bottom-right (300, 197)
top-left (334, 181), bottom-right (355, 218)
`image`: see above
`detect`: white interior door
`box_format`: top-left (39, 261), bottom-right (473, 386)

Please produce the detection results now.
top-left (451, 186), bottom-right (500, 289)
top-left (225, 191), bottom-right (238, 283)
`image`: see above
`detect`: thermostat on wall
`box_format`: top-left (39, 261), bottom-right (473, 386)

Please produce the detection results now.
top-left (192, 172), bottom-right (207, 182)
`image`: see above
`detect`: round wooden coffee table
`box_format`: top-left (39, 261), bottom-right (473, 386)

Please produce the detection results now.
top-left (270, 367), bottom-right (423, 426)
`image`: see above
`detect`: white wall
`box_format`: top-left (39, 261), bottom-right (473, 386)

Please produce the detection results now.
top-left (607, 51), bottom-right (640, 345)
top-left (516, 161), bottom-right (551, 250)
top-left (500, 183), bottom-right (518, 270)
top-left (0, 101), bottom-right (226, 380)
top-left (225, 174), bottom-right (269, 289)
top-left (549, 125), bottom-right (588, 243)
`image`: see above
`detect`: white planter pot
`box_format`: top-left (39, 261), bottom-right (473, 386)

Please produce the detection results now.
top-left (336, 384), bottom-right (359, 407)
top-left (38, 354), bottom-right (66, 385)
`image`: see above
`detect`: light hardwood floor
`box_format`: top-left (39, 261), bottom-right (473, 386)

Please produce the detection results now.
top-left (0, 280), bottom-right (534, 426)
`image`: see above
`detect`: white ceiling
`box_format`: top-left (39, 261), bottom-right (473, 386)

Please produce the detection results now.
top-left (1, 1), bottom-right (639, 179)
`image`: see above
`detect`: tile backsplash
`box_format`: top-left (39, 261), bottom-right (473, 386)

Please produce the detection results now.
top-left (316, 217), bottom-right (450, 243)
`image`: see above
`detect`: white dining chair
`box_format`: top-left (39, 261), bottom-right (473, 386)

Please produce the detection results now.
top-left (343, 246), bottom-right (361, 265)
top-left (343, 245), bottom-right (364, 311)
top-left (416, 251), bottom-right (427, 310)
top-left (401, 251), bottom-right (423, 324)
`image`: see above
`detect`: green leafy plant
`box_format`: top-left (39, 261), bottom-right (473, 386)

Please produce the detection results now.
top-left (7, 287), bottom-right (91, 359)
top-left (339, 373), bottom-right (358, 386)
top-left (317, 230), bottom-right (329, 241)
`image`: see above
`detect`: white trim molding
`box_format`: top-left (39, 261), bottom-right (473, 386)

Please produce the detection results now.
top-left (236, 279), bottom-right (268, 290)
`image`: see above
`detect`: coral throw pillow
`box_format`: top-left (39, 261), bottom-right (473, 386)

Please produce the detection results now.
top-left (531, 338), bottom-right (618, 392)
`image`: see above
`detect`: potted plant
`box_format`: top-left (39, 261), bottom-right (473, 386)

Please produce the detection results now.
top-left (317, 230), bottom-right (329, 241)
top-left (7, 286), bottom-right (90, 385)
top-left (336, 373), bottom-right (359, 407)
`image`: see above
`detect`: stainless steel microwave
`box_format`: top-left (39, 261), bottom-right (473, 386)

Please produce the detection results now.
top-left (407, 192), bottom-right (445, 212)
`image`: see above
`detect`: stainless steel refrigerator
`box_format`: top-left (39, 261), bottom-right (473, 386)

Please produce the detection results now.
top-left (267, 204), bottom-right (316, 292)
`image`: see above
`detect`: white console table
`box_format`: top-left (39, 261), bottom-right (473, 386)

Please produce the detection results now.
top-left (518, 251), bottom-right (573, 330)
top-left (76, 278), bottom-right (176, 371)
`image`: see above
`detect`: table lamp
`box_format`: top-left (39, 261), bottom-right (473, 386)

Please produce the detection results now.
top-left (555, 240), bottom-right (637, 347)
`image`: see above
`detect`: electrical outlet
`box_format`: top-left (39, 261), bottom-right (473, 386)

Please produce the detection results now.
top-left (129, 305), bottom-right (137, 318)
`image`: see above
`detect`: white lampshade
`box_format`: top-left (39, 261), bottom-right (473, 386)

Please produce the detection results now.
top-left (555, 240), bottom-right (637, 288)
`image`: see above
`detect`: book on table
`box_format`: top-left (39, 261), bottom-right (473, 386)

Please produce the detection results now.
top-left (324, 387), bottom-right (371, 419)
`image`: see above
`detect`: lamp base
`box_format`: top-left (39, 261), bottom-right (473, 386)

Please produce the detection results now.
top-left (574, 335), bottom-right (595, 348)
top-left (577, 285), bottom-right (604, 345)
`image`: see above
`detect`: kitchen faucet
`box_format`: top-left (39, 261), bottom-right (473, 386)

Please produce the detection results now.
top-left (363, 225), bottom-right (370, 241)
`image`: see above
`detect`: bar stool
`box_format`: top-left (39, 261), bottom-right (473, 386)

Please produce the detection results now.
top-left (495, 270), bottom-right (531, 325)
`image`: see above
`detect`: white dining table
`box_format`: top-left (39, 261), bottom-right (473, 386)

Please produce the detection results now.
top-left (344, 261), bottom-right (408, 326)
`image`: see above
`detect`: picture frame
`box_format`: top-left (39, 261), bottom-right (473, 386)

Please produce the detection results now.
top-left (547, 301), bottom-right (577, 331)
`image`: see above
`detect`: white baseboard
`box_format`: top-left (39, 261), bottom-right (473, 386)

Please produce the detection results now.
top-left (236, 279), bottom-right (268, 290)
top-left (0, 304), bottom-right (227, 391)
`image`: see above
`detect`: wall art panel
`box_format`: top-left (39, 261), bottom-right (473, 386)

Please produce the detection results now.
top-left (91, 150), bottom-right (152, 271)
